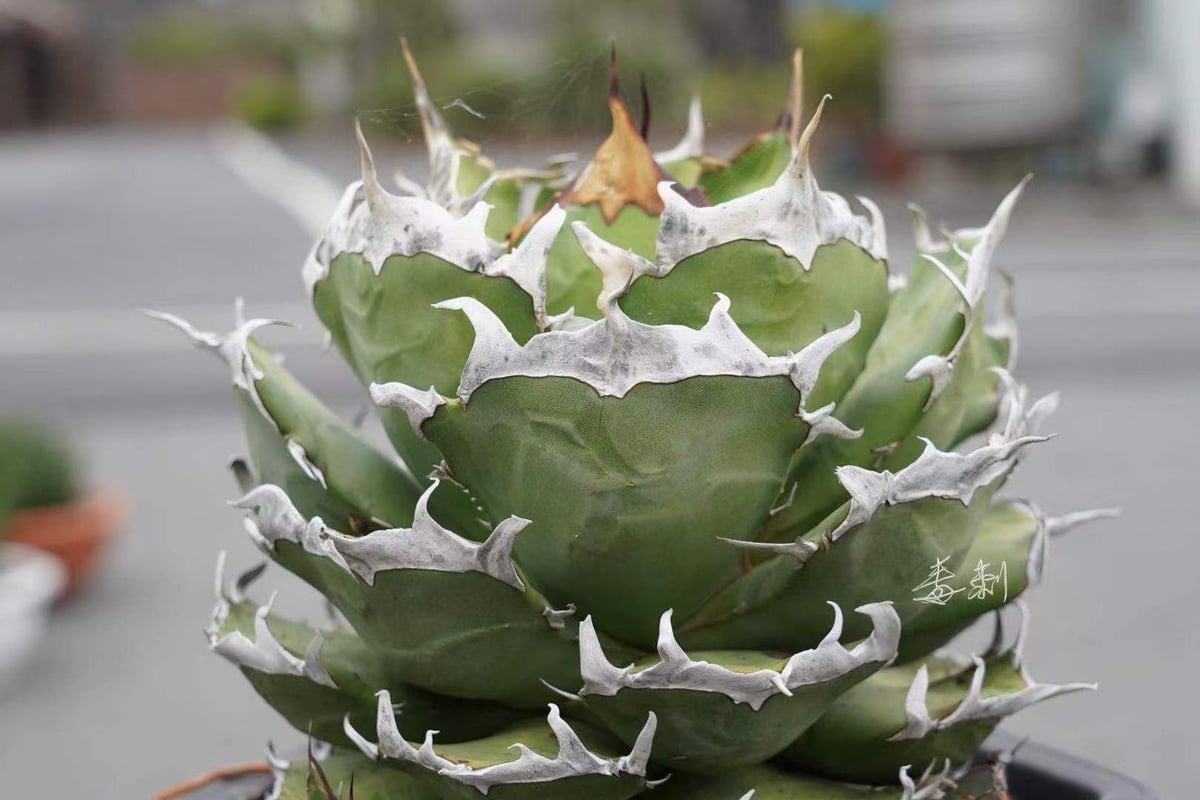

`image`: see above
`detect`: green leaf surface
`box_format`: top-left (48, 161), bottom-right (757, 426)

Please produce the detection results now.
top-left (763, 250), bottom-right (973, 542)
top-left (244, 339), bottom-right (424, 530)
top-left (542, 204), bottom-right (660, 319)
top-left (681, 488), bottom-right (995, 652)
top-left (374, 714), bottom-right (653, 800)
top-left (312, 251), bottom-right (539, 483)
top-left (218, 599), bottom-right (528, 746)
top-left (621, 239), bottom-right (889, 408)
top-left (276, 749), bottom-right (440, 800)
top-left (581, 652), bottom-right (881, 771)
top-left (423, 375), bottom-right (811, 648)
top-left (649, 763), bottom-right (920, 799)
top-left (779, 655), bottom-right (1029, 785)
top-left (896, 499), bottom-right (1037, 661)
top-left (699, 133), bottom-right (792, 204)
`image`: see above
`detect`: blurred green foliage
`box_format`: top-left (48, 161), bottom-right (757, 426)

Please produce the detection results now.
top-left (0, 421), bottom-right (80, 531)
top-left (235, 77), bottom-right (308, 131)
top-left (125, 17), bottom-right (302, 70)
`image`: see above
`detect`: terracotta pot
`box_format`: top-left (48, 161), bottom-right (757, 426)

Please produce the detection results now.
top-left (153, 763), bottom-right (273, 800)
top-left (4, 490), bottom-right (127, 597)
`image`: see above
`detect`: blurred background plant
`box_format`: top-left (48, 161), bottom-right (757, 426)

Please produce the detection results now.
top-left (0, 420), bottom-right (80, 527)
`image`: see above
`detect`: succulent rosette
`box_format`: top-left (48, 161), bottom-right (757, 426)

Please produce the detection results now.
top-left (159, 44), bottom-right (1114, 799)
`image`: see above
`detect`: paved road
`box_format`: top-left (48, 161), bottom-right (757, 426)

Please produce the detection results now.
top-left (0, 127), bottom-right (1197, 798)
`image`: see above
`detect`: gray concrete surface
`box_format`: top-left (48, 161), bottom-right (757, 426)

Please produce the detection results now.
top-left (0, 127), bottom-right (1197, 798)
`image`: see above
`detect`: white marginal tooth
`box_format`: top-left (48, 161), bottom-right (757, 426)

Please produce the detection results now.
top-left (1046, 507), bottom-right (1120, 536)
top-left (476, 517), bottom-right (530, 592)
top-left (587, 603), bottom-right (896, 711)
top-left (922, 254), bottom-right (970, 306)
top-left (148, 304), bottom-right (292, 428)
top-left (369, 382), bottom-right (446, 439)
top-left (375, 690), bottom-right (408, 759)
top-left (571, 221), bottom-right (669, 318)
top-left (322, 480), bottom-right (527, 589)
top-left (486, 205), bottom-right (566, 327)
top-left (655, 93), bottom-right (879, 271)
top-left (856, 195), bottom-right (888, 262)
top-left (853, 602), bottom-right (902, 663)
top-left (655, 610), bottom-right (690, 666)
top-left (655, 94), bottom-right (704, 164)
top-left (788, 311), bottom-right (861, 406)
top-left (819, 602), bottom-right (844, 648)
top-left (344, 714), bottom-right (379, 761)
top-left (799, 403), bottom-right (862, 443)
top-left (889, 665), bottom-right (934, 741)
top-left (442, 291), bottom-right (858, 408)
top-left (546, 703), bottom-right (590, 761)
top-left (620, 712), bottom-right (658, 776)
top-left (577, 616), bottom-right (629, 696)
top-left (717, 535), bottom-right (818, 563)
top-left (302, 632), bottom-right (338, 689)
top-left (829, 430), bottom-right (1050, 540)
top-left (286, 440), bottom-right (327, 488)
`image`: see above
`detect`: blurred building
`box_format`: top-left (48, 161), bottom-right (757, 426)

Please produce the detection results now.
top-left (0, 2), bottom-right (96, 128)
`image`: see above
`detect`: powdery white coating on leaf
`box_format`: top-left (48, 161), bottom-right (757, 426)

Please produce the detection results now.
top-left (989, 368), bottom-right (1059, 447)
top-left (485, 205), bottom-right (567, 326)
top-left (571, 220), bottom-right (673, 316)
top-left (543, 604), bottom-right (577, 631)
top-left (900, 761), bottom-right (955, 800)
top-left (888, 658), bottom-right (1095, 742)
top-left (233, 482), bottom-right (531, 592)
top-left (654, 97), bottom-right (886, 270)
top-left (906, 177), bottom-right (1029, 404)
top-left (303, 125), bottom-right (564, 325)
top-left (655, 94), bottom-right (705, 164)
top-left (576, 602), bottom-right (900, 711)
top-left (1016, 500), bottom-right (1120, 585)
top-left (322, 480), bottom-right (529, 590)
top-left (430, 293), bottom-right (861, 441)
top-left (286, 440), bottom-right (327, 489)
top-left (345, 694), bottom-right (657, 795)
top-left (232, 485), bottom-right (351, 572)
top-left (368, 382), bottom-right (447, 442)
top-left (827, 434), bottom-right (1050, 543)
top-left (984, 272), bottom-right (1019, 369)
top-left (206, 552), bottom-right (337, 688)
top-left (145, 304), bottom-right (289, 429)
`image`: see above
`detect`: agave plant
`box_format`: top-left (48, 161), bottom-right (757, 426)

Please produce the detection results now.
top-left (157, 44), bottom-right (1115, 799)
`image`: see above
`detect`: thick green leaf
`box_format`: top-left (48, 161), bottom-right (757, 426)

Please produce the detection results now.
top-left (542, 204), bottom-right (660, 319)
top-left (621, 239), bottom-right (889, 408)
top-left (244, 339), bottom-right (424, 530)
top-left (423, 375), bottom-right (811, 648)
top-left (275, 749), bottom-right (440, 800)
top-left (896, 499), bottom-right (1037, 661)
top-left (778, 656), bottom-right (1032, 784)
top-left (355, 710), bottom-right (654, 800)
top-left (762, 251), bottom-right (972, 542)
top-left (312, 251), bottom-right (540, 482)
top-left (680, 488), bottom-right (996, 652)
top-left (699, 133), bottom-right (793, 204)
top-left (581, 654), bottom-right (881, 772)
top-left (650, 762), bottom-right (928, 799)
top-left (217, 597), bottom-right (527, 746)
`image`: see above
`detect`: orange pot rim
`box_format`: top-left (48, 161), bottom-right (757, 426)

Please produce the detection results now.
top-left (4, 489), bottom-right (128, 548)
